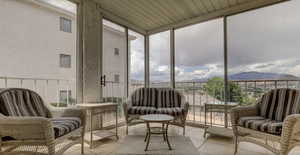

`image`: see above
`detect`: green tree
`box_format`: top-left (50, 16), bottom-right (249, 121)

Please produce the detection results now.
top-left (204, 77), bottom-right (251, 105)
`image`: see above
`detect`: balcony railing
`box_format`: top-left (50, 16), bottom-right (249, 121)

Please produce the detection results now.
top-left (0, 76), bottom-right (74, 107)
top-left (2, 76), bottom-right (300, 128)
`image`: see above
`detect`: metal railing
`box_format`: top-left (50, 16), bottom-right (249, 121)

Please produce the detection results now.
top-left (3, 76), bottom-right (299, 128)
top-left (0, 76), bottom-right (74, 107)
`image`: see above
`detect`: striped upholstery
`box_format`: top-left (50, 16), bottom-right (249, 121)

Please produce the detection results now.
top-left (131, 88), bottom-right (157, 107)
top-left (51, 117), bottom-right (81, 138)
top-left (157, 88), bottom-right (182, 108)
top-left (238, 116), bottom-right (282, 135)
top-left (127, 106), bottom-right (157, 115)
top-left (0, 88), bottom-right (51, 117)
top-left (259, 88), bottom-right (300, 121)
top-left (128, 88), bottom-right (185, 115)
top-left (157, 107), bottom-right (185, 116)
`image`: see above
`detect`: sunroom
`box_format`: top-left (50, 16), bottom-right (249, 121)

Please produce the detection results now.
top-left (0, 0), bottom-right (300, 155)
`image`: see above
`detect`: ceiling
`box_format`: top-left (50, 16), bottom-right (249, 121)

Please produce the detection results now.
top-left (95, 0), bottom-right (289, 34)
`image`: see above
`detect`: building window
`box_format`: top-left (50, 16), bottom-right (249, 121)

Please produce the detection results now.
top-left (60, 54), bottom-right (71, 68)
top-left (59, 90), bottom-right (72, 103)
top-left (114, 48), bottom-right (119, 56)
top-left (114, 74), bottom-right (120, 83)
top-left (60, 17), bottom-right (72, 33)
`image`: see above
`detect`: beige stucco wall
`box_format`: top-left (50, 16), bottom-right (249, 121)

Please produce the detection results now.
top-left (0, 0), bottom-right (129, 104)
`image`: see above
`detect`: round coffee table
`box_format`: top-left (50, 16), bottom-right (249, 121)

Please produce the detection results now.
top-left (140, 114), bottom-right (174, 151)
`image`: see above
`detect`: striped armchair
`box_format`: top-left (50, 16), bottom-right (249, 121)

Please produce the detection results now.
top-left (0, 88), bottom-right (86, 155)
top-left (123, 88), bottom-right (189, 135)
top-left (231, 88), bottom-right (300, 155)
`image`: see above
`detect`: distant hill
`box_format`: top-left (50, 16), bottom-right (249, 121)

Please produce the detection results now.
top-left (229, 71), bottom-right (300, 81)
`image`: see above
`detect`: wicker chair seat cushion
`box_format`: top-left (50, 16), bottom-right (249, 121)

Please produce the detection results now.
top-left (127, 106), bottom-right (157, 115)
top-left (156, 107), bottom-right (185, 116)
top-left (238, 116), bottom-right (282, 135)
top-left (259, 88), bottom-right (300, 121)
top-left (51, 117), bottom-right (81, 138)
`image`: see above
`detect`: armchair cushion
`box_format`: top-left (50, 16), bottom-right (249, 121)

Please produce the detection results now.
top-left (157, 88), bottom-right (183, 108)
top-left (259, 88), bottom-right (300, 121)
top-left (0, 88), bottom-right (51, 117)
top-left (51, 117), bottom-right (81, 138)
top-left (127, 106), bottom-right (157, 115)
top-left (238, 116), bottom-right (282, 135)
top-left (131, 88), bottom-right (157, 107)
top-left (157, 107), bottom-right (185, 116)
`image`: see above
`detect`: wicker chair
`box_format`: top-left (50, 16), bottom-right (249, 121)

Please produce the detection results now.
top-left (123, 88), bottom-right (189, 135)
top-left (0, 88), bottom-right (86, 155)
top-left (231, 88), bottom-right (300, 155)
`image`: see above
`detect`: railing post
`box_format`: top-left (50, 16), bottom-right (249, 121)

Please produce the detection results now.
top-left (67, 81), bottom-right (70, 106)
top-left (20, 79), bottom-right (23, 88)
top-left (4, 77), bottom-right (8, 88)
top-left (193, 82), bottom-right (195, 122)
top-left (57, 80), bottom-right (60, 107)
top-left (275, 81), bottom-right (277, 89)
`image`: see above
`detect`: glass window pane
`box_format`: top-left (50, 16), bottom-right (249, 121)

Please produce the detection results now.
top-left (175, 19), bottom-right (224, 123)
top-left (149, 31), bottom-right (171, 87)
top-left (0, 0), bottom-right (77, 107)
top-left (129, 30), bottom-right (145, 94)
top-left (228, 0), bottom-right (300, 106)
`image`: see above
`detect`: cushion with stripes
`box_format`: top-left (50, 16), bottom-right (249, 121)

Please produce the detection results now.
top-left (238, 116), bottom-right (282, 135)
top-left (156, 107), bottom-right (185, 116)
top-left (258, 88), bottom-right (300, 121)
top-left (130, 88), bottom-right (157, 107)
top-left (0, 88), bottom-right (51, 117)
top-left (51, 117), bottom-right (81, 138)
top-left (127, 106), bottom-right (157, 115)
top-left (156, 88), bottom-right (182, 108)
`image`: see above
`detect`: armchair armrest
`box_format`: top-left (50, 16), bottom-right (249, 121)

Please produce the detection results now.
top-left (181, 101), bottom-right (189, 113)
top-left (0, 117), bottom-right (54, 140)
top-left (281, 114), bottom-right (300, 146)
top-left (123, 100), bottom-right (132, 122)
top-left (230, 105), bottom-right (259, 129)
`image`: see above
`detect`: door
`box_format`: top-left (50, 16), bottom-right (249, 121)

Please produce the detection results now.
top-left (100, 19), bottom-right (128, 102)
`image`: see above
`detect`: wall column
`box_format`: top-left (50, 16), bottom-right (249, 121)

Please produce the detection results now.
top-left (81, 0), bottom-right (103, 103)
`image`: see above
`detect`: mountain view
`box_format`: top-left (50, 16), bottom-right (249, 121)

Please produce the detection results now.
top-left (228, 71), bottom-right (300, 81)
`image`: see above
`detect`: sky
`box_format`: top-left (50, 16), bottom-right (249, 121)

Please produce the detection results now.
top-left (47, 0), bottom-right (300, 82)
top-left (130, 0), bottom-right (300, 82)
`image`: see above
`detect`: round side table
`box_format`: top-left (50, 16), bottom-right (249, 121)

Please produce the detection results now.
top-left (140, 114), bottom-right (174, 151)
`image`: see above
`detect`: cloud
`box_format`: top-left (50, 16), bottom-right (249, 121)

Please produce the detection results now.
top-left (130, 0), bottom-right (300, 81)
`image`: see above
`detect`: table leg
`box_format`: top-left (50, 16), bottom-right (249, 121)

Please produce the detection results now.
top-left (162, 123), bottom-right (166, 141)
top-left (116, 106), bottom-right (119, 140)
top-left (144, 122), bottom-right (151, 151)
top-left (165, 122), bottom-right (172, 150)
top-left (90, 110), bottom-right (93, 149)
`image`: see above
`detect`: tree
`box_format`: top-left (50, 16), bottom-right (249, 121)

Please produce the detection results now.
top-left (204, 77), bottom-right (251, 105)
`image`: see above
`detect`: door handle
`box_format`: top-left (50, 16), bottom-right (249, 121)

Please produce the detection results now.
top-left (100, 75), bottom-right (106, 87)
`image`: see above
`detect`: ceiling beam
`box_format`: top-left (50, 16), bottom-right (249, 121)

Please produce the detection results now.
top-left (148, 0), bottom-right (290, 35)
top-left (97, 7), bottom-right (147, 35)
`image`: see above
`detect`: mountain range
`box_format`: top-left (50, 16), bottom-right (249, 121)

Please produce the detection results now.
top-left (229, 71), bottom-right (300, 81)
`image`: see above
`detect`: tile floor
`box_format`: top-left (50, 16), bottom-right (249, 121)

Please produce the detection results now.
top-left (65, 124), bottom-right (300, 155)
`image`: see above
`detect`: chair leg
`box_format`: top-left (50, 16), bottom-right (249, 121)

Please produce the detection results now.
top-left (234, 135), bottom-right (238, 155)
top-left (81, 131), bottom-right (85, 154)
top-left (47, 144), bottom-right (55, 155)
top-left (126, 124), bottom-right (129, 135)
top-left (183, 126), bottom-right (186, 136)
